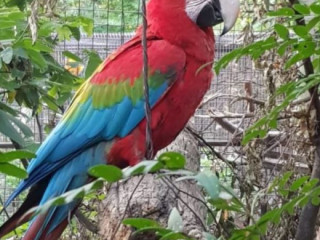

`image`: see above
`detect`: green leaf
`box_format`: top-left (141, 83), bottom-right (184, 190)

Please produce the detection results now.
top-left (88, 165), bottom-right (123, 182)
top-left (292, 25), bottom-right (309, 38)
top-left (311, 2), bottom-right (320, 14)
top-left (123, 218), bottom-right (160, 229)
top-left (78, 17), bottom-right (93, 36)
top-left (0, 101), bottom-right (18, 116)
top-left (167, 208), bottom-right (184, 232)
top-left (302, 179), bottom-right (319, 193)
top-left (38, 21), bottom-right (57, 37)
top-left (268, 7), bottom-right (295, 17)
top-left (269, 118), bottom-right (277, 129)
top-left (285, 53), bottom-right (305, 69)
top-left (63, 50), bottom-right (82, 62)
top-left (277, 39), bottom-right (296, 56)
top-left (279, 172), bottom-right (293, 189)
top-left (6, 0), bottom-right (27, 11)
top-left (160, 232), bottom-right (191, 240)
top-left (298, 41), bottom-right (316, 58)
top-left (306, 16), bottom-right (320, 31)
top-left (293, 4), bottom-right (310, 15)
top-left (242, 129), bottom-right (267, 145)
top-left (14, 39), bottom-right (52, 53)
top-left (311, 196), bottom-right (320, 206)
top-left (1, 47), bottom-right (13, 64)
top-left (0, 110), bottom-right (26, 146)
top-left (158, 152), bottom-right (185, 170)
top-left (25, 49), bottom-right (48, 71)
top-left (133, 227), bottom-right (171, 236)
top-left (290, 176), bottom-right (309, 191)
top-left (0, 150), bottom-right (35, 163)
top-left (68, 26), bottom-right (81, 41)
top-left (56, 25), bottom-right (72, 41)
top-left (13, 47), bottom-right (28, 59)
top-left (274, 24), bottom-right (289, 40)
top-left (7, 112), bottom-right (33, 138)
top-left (85, 50), bottom-right (102, 79)
top-left (313, 58), bottom-right (320, 73)
top-left (0, 162), bottom-right (27, 178)
top-left (42, 95), bottom-right (59, 112)
top-left (195, 171), bottom-right (220, 199)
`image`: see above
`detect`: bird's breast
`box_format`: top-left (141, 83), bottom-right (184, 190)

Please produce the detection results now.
top-left (107, 57), bottom-right (213, 167)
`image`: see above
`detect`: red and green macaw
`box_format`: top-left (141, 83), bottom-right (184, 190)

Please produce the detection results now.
top-left (0, 0), bottom-right (239, 239)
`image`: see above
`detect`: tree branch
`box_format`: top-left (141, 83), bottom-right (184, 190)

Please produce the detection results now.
top-left (288, 1), bottom-right (320, 239)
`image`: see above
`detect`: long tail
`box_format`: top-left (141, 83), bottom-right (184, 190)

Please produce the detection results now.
top-left (0, 181), bottom-right (47, 237)
top-left (0, 142), bottom-right (110, 239)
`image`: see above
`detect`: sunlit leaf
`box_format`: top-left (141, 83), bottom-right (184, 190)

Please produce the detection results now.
top-left (123, 218), bottom-right (160, 229)
top-left (158, 152), bottom-right (185, 170)
top-left (0, 150), bottom-right (35, 162)
top-left (274, 24), bottom-right (289, 40)
top-left (293, 4), bottom-right (310, 15)
top-left (84, 50), bottom-right (102, 78)
top-left (0, 162), bottom-right (27, 178)
top-left (268, 7), bottom-right (295, 17)
top-left (89, 165), bottom-right (123, 182)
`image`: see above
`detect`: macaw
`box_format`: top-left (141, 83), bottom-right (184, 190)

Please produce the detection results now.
top-left (0, 0), bottom-right (239, 239)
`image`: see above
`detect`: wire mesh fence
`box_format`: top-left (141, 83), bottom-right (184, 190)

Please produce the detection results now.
top-left (0, 0), bottom-right (268, 228)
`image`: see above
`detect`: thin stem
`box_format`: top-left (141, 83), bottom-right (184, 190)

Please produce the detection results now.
top-left (141, 0), bottom-right (153, 159)
top-left (111, 176), bottom-right (145, 239)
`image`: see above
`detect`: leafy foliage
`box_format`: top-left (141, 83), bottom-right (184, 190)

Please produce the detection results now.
top-left (215, 2), bottom-right (320, 145)
top-left (0, 1), bottom-right (94, 162)
top-left (3, 1), bottom-right (320, 240)
top-left (58, 0), bottom-right (140, 32)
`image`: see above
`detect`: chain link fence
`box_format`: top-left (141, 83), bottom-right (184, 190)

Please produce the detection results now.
top-left (0, 0), bottom-right (269, 228)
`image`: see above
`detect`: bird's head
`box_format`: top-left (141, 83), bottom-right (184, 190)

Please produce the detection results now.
top-left (185, 0), bottom-right (240, 35)
top-left (146, 0), bottom-right (240, 58)
top-left (147, 0), bottom-right (239, 37)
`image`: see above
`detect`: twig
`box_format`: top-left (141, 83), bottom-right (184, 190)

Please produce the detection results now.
top-left (35, 113), bottom-right (43, 143)
top-left (111, 176), bottom-right (145, 239)
top-left (160, 177), bottom-right (208, 231)
top-left (162, 176), bottom-right (230, 237)
top-left (75, 210), bottom-right (98, 234)
top-left (186, 126), bottom-right (234, 168)
top-left (11, 140), bottom-right (29, 169)
top-left (196, 112), bottom-right (254, 119)
top-left (223, 114), bottom-right (246, 153)
top-left (289, 1), bottom-right (320, 238)
top-left (230, 96), bottom-right (265, 106)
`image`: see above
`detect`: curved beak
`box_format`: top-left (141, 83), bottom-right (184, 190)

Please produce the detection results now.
top-left (220, 0), bottom-right (240, 35)
top-left (196, 0), bottom-right (240, 35)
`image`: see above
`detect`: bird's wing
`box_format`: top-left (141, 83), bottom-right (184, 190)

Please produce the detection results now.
top-left (6, 36), bottom-right (186, 205)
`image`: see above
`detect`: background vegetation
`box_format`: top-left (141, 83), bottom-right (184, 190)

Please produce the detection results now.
top-left (2, 0), bottom-right (320, 240)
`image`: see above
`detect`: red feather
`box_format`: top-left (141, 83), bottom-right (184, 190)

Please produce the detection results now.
top-left (0, 0), bottom-right (215, 238)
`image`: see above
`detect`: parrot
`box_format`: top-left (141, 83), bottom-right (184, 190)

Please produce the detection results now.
top-left (0, 0), bottom-right (239, 239)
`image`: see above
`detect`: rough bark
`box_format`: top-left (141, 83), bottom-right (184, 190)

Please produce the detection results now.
top-left (98, 128), bottom-right (206, 240)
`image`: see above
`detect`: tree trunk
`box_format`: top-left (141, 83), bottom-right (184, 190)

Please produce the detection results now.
top-left (98, 127), bottom-right (206, 240)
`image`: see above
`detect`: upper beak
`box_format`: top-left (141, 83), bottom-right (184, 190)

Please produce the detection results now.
top-left (196, 0), bottom-right (240, 35)
top-left (220, 0), bottom-right (240, 35)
